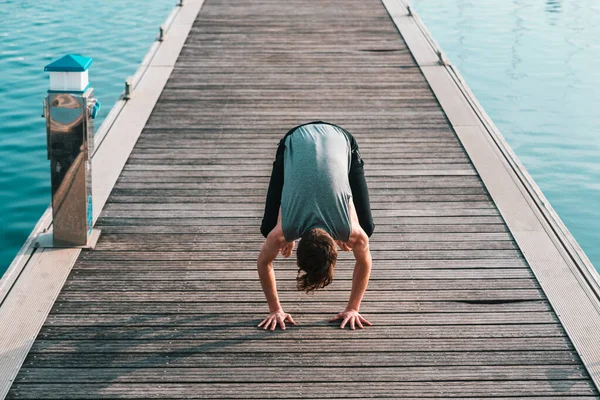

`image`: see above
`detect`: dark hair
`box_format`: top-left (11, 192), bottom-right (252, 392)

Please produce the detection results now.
top-left (296, 228), bottom-right (338, 293)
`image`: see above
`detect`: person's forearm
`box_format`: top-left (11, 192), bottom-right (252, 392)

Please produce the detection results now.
top-left (257, 261), bottom-right (282, 313)
top-left (346, 251), bottom-right (372, 311)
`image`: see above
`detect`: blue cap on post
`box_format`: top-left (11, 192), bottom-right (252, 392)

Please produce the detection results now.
top-left (44, 54), bottom-right (92, 72)
top-left (45, 54), bottom-right (93, 93)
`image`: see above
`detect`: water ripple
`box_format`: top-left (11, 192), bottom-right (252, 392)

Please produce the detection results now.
top-left (0, 0), bottom-right (174, 274)
top-left (413, 0), bottom-right (600, 270)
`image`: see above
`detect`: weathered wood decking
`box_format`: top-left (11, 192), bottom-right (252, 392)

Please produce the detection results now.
top-left (6, 0), bottom-right (600, 398)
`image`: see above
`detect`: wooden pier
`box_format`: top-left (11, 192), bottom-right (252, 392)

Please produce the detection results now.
top-left (2, 0), bottom-right (600, 398)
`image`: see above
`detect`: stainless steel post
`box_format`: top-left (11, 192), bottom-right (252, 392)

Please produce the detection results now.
top-left (37, 55), bottom-right (101, 248)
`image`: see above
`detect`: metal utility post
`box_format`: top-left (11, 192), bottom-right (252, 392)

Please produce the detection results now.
top-left (37, 54), bottom-right (101, 248)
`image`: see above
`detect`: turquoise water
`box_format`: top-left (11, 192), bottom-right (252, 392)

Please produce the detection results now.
top-left (412, 0), bottom-right (600, 271)
top-left (0, 0), bottom-right (174, 275)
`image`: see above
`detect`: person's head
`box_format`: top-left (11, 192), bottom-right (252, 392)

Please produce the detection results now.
top-left (296, 228), bottom-right (338, 293)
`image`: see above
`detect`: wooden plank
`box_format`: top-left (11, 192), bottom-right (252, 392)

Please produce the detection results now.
top-left (61, 278), bottom-right (539, 292)
top-left (73, 258), bottom-right (528, 269)
top-left (98, 224), bottom-right (513, 235)
top-left (100, 209), bottom-right (501, 218)
top-left (126, 156), bottom-right (473, 165)
top-left (55, 288), bottom-right (545, 303)
top-left (43, 311), bottom-right (557, 327)
top-left (128, 152), bottom-right (469, 161)
top-left (112, 180), bottom-right (485, 190)
top-left (68, 268), bottom-right (534, 280)
top-left (122, 168), bottom-right (479, 176)
top-left (50, 302), bottom-right (553, 315)
top-left (107, 194), bottom-right (494, 203)
top-left (119, 169), bottom-right (480, 177)
top-left (107, 202), bottom-right (497, 211)
top-left (138, 134), bottom-right (458, 143)
top-left (109, 187), bottom-right (490, 196)
top-left (14, 365), bottom-right (587, 384)
top-left (114, 175), bottom-right (480, 184)
top-left (122, 163), bottom-right (475, 172)
top-left (137, 127), bottom-right (455, 136)
top-left (7, 381), bottom-right (597, 399)
top-left (132, 144), bottom-right (467, 152)
top-left (95, 232), bottom-right (516, 243)
top-left (37, 324), bottom-right (563, 341)
top-left (132, 136), bottom-right (460, 145)
top-left (144, 120), bottom-right (454, 130)
top-left (20, 350), bottom-right (583, 368)
top-left (96, 217), bottom-right (507, 227)
top-left (129, 145), bottom-right (465, 153)
top-left (91, 240), bottom-right (518, 252)
top-left (29, 337), bottom-right (574, 353)
top-left (76, 249), bottom-right (523, 261)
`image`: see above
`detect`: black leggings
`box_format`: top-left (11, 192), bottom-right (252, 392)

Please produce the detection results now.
top-left (260, 121), bottom-right (375, 238)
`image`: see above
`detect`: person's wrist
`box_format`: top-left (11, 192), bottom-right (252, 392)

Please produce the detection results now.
top-left (269, 306), bottom-right (283, 314)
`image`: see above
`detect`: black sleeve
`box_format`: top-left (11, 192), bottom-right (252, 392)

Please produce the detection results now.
top-left (346, 132), bottom-right (375, 237)
top-left (260, 140), bottom-right (286, 238)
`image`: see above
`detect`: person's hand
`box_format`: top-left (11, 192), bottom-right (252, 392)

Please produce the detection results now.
top-left (336, 240), bottom-right (352, 252)
top-left (329, 309), bottom-right (372, 330)
top-left (258, 310), bottom-right (296, 331)
top-left (280, 241), bottom-right (295, 257)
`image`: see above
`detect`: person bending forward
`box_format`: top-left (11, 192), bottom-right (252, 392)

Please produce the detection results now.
top-left (257, 122), bottom-right (375, 330)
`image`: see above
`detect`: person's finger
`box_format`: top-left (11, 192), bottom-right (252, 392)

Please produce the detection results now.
top-left (359, 315), bottom-right (373, 326)
top-left (269, 317), bottom-right (277, 330)
top-left (340, 316), bottom-right (350, 329)
top-left (277, 315), bottom-right (286, 330)
top-left (285, 314), bottom-right (297, 325)
top-left (356, 318), bottom-right (364, 329)
top-left (350, 317), bottom-right (356, 330)
top-left (258, 318), bottom-right (267, 328)
top-left (262, 317), bottom-right (272, 330)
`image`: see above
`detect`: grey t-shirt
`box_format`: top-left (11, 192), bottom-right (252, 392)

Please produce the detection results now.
top-left (280, 123), bottom-right (353, 242)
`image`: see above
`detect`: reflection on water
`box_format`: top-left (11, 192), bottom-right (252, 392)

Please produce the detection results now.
top-left (546, 0), bottom-right (562, 14)
top-left (545, 0), bottom-right (562, 25)
top-left (412, 0), bottom-right (600, 271)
